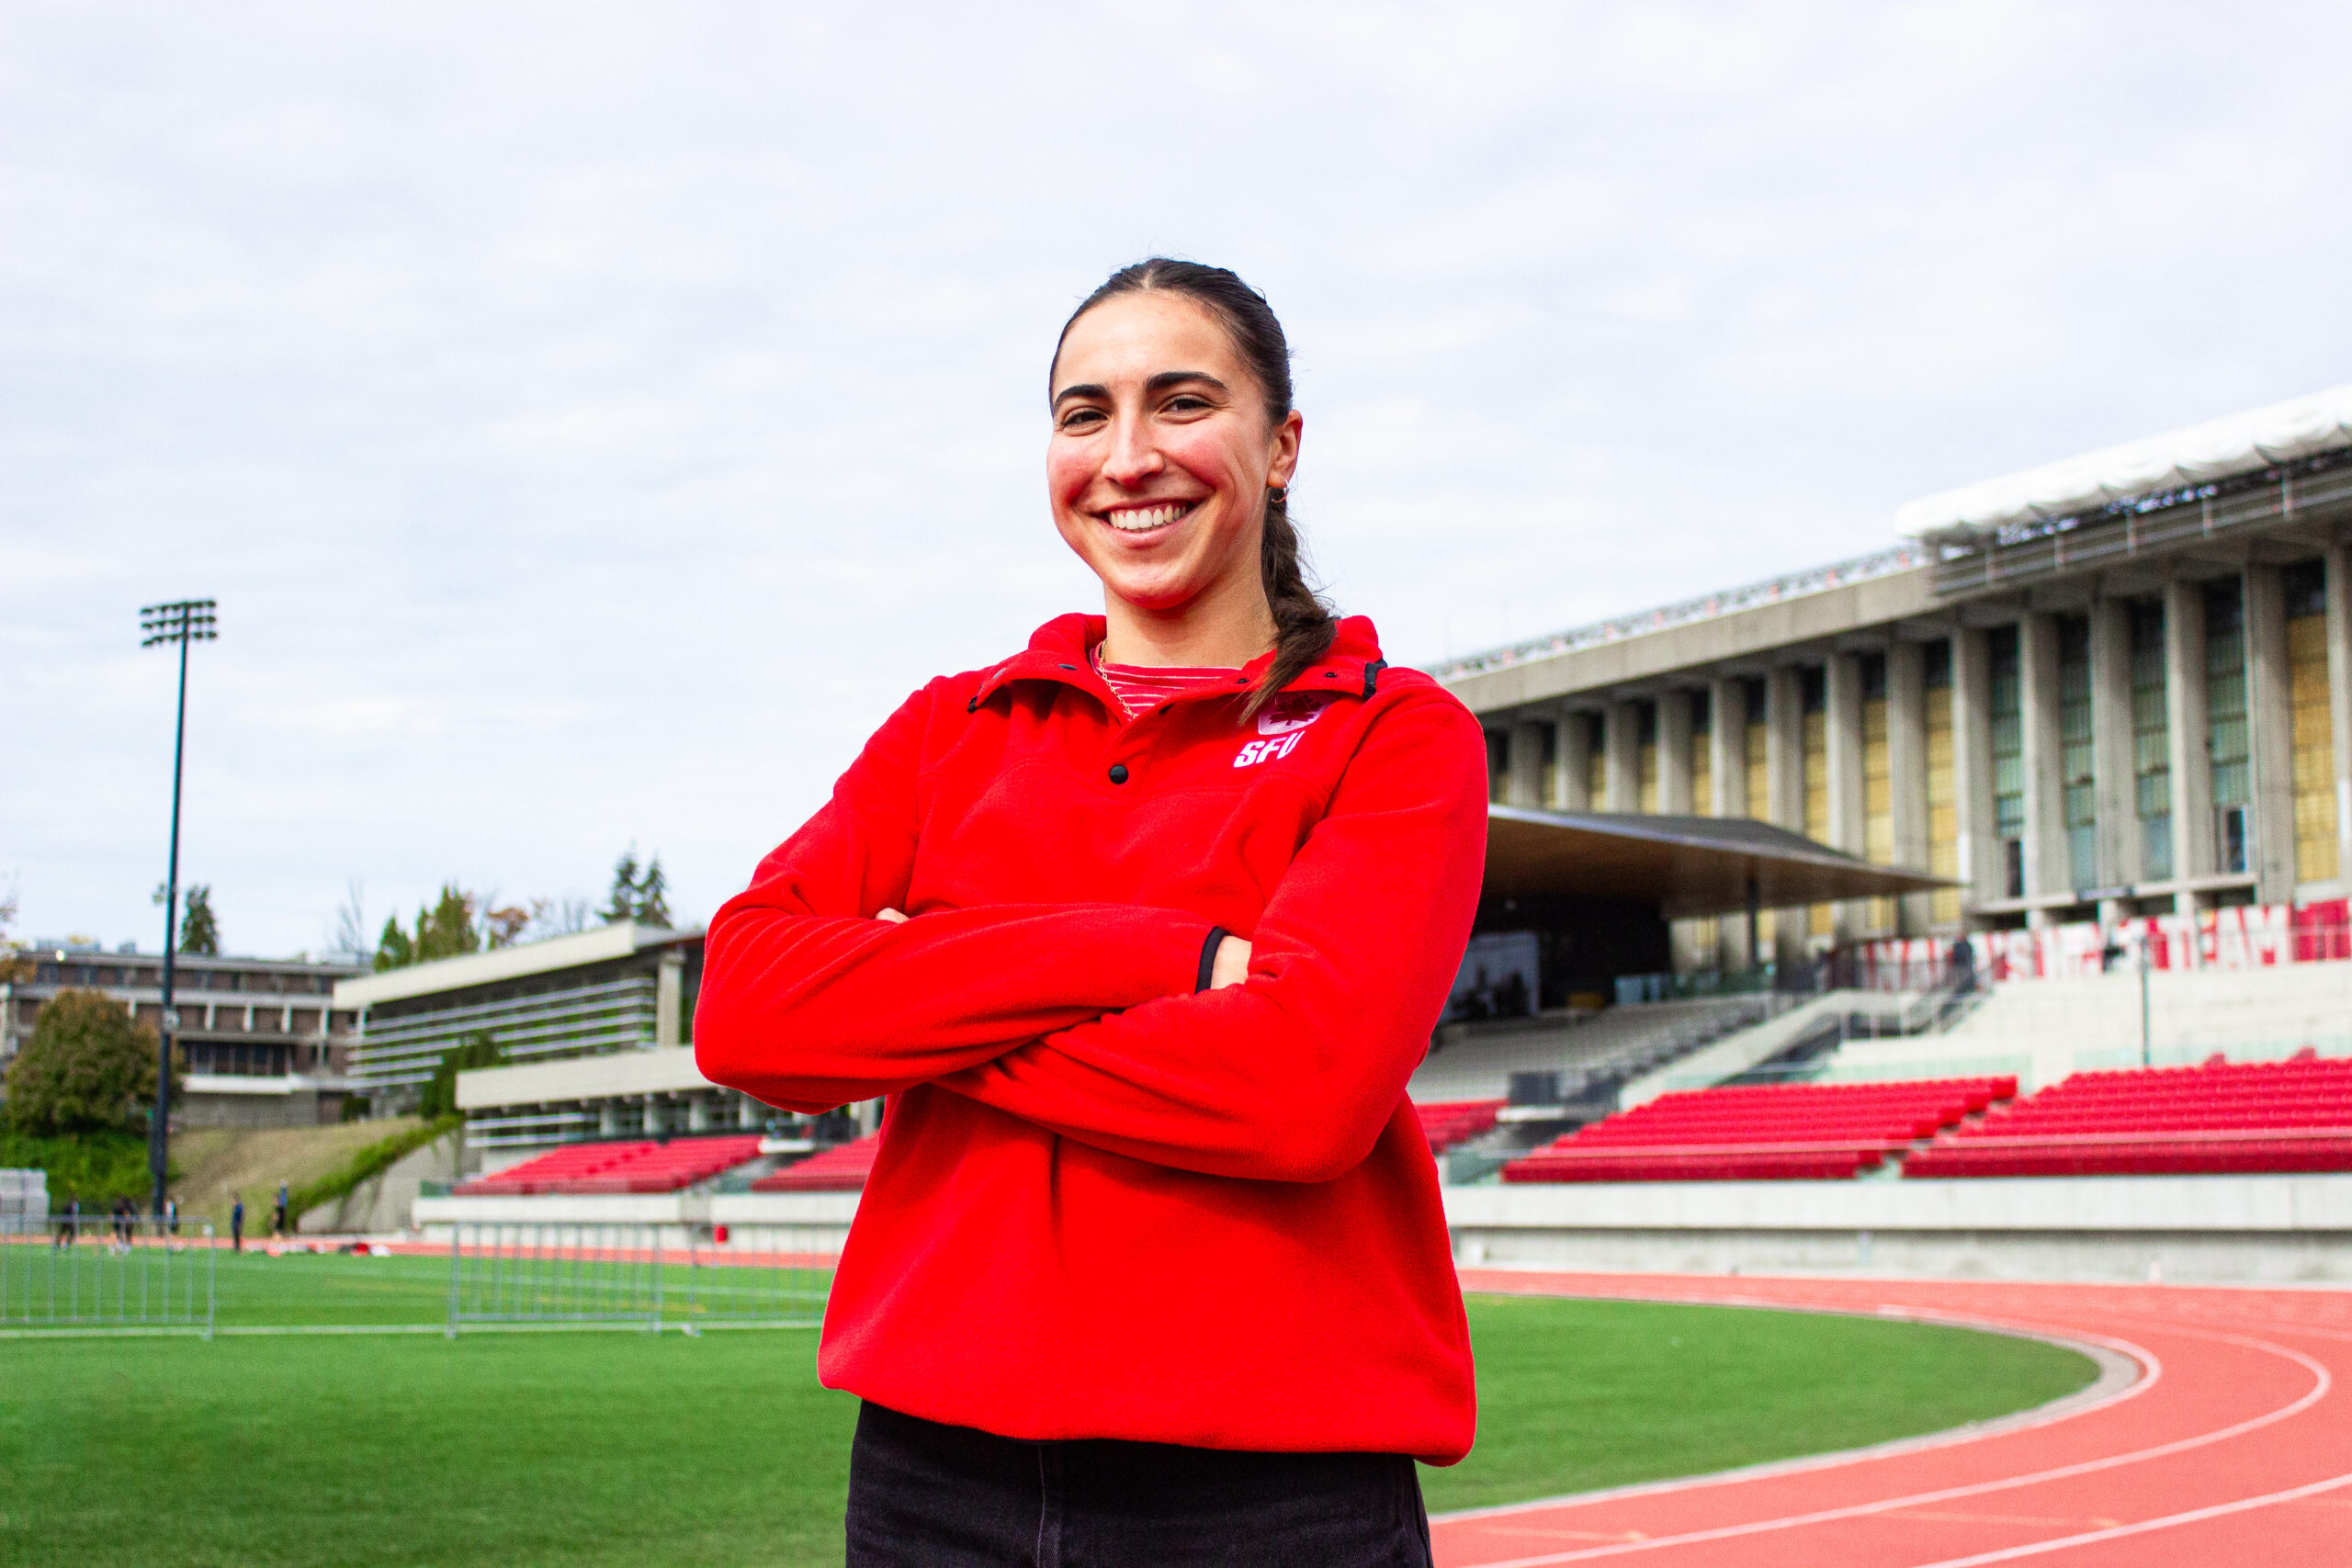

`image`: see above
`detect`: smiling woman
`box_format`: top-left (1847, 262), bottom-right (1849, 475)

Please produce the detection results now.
top-left (693, 259), bottom-right (1491, 1566)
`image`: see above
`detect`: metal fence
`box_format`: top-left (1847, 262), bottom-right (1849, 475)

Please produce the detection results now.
top-left (445, 1223), bottom-right (831, 1335)
top-left (0, 1216), bottom-right (216, 1336)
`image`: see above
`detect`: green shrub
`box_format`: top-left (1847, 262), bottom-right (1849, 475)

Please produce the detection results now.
top-left (287, 1116), bottom-right (461, 1224)
top-left (0, 1131), bottom-right (161, 1206)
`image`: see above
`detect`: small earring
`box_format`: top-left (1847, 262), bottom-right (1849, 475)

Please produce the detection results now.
top-left (1268, 485), bottom-right (1287, 504)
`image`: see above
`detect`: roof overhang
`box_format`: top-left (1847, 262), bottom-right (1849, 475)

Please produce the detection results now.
top-left (334, 921), bottom-right (701, 1009)
top-left (1897, 382), bottom-right (2352, 541)
top-left (1484, 805), bottom-right (1948, 920)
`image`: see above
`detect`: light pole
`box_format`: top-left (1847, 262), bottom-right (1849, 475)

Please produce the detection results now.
top-left (141, 598), bottom-right (216, 1218)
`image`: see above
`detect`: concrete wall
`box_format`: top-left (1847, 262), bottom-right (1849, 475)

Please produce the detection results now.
top-left (1443, 1174), bottom-right (2352, 1284)
top-left (298, 1129), bottom-right (461, 1235)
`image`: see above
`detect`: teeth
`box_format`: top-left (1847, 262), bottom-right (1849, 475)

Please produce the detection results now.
top-left (1106, 502), bottom-right (1187, 532)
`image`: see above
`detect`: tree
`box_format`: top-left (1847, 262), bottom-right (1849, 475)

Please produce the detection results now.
top-left (481, 899), bottom-right (532, 948)
top-left (414, 884), bottom-right (480, 962)
top-left (603, 847), bottom-right (672, 927)
top-left (417, 1031), bottom-right (503, 1121)
top-left (178, 884), bottom-right (220, 955)
top-left (635, 857), bottom-right (671, 928)
top-left (373, 915), bottom-right (415, 972)
top-left (604, 849), bottom-right (641, 925)
top-left (2, 989), bottom-right (176, 1136)
top-left (0, 888), bottom-right (27, 985)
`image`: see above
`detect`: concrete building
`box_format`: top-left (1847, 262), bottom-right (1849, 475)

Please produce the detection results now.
top-left (336, 922), bottom-right (822, 1153)
top-left (1442, 384), bottom-right (2352, 975)
top-left (2, 941), bottom-right (364, 1127)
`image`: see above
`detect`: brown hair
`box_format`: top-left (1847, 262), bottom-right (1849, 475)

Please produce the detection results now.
top-left (1051, 259), bottom-right (1338, 719)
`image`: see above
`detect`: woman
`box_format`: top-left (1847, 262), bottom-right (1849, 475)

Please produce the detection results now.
top-left (696, 259), bottom-right (1488, 1564)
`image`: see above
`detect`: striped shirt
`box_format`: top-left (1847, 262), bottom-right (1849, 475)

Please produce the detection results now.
top-left (1092, 645), bottom-right (1243, 719)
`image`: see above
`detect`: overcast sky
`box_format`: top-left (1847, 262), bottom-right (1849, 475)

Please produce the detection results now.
top-left (6, 2), bottom-right (2349, 959)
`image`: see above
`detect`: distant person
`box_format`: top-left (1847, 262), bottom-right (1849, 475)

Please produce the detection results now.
top-left (165, 1196), bottom-right (179, 1236)
top-left (231, 1197), bottom-right (244, 1253)
top-left (273, 1181), bottom-right (289, 1238)
top-left (1951, 931), bottom-right (1978, 996)
top-left (696, 260), bottom-right (1483, 1565)
top-left (54, 1197), bottom-right (78, 1249)
top-left (110, 1196), bottom-right (133, 1253)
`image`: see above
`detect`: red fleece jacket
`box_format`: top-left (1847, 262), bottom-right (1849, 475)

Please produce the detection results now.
top-left (695, 614), bottom-right (1487, 1462)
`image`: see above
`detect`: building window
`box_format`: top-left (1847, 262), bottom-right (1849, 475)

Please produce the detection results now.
top-left (1860, 653), bottom-right (1895, 934)
top-left (1486, 730), bottom-right (1509, 804)
top-left (1744, 681), bottom-right (1770, 824)
top-left (2286, 560), bottom-right (2337, 885)
top-left (1584, 712), bottom-right (1607, 807)
top-left (1637, 702), bottom-right (1659, 812)
top-left (1690, 688), bottom-right (1713, 816)
top-left (1924, 639), bottom-right (1960, 926)
top-left (2206, 578), bottom-right (2251, 874)
top-left (2129, 599), bottom-right (2172, 881)
top-left (2058, 615), bottom-right (2097, 890)
top-left (1988, 626), bottom-right (2025, 895)
top-left (1802, 666), bottom-right (1832, 935)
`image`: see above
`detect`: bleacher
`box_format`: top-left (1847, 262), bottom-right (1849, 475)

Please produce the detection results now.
top-left (1501, 1077), bottom-right (2016, 1183)
top-left (1408, 997), bottom-right (1776, 1108)
top-left (1905, 1052), bottom-right (2352, 1178)
top-left (1417, 1099), bottom-right (1505, 1155)
top-left (752, 1134), bottom-right (883, 1192)
top-left (455, 1134), bottom-right (766, 1195)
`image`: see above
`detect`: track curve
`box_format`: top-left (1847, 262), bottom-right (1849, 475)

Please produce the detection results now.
top-left (1435, 1270), bottom-right (2352, 1567)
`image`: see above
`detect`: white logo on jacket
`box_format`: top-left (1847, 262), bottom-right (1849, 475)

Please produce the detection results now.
top-left (1235, 694), bottom-right (1330, 767)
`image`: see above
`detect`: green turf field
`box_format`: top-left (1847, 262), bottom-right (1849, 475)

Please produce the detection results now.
top-left (0, 1253), bottom-right (2097, 1567)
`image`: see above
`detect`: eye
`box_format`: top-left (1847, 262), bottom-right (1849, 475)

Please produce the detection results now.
top-left (1162, 394), bottom-right (1213, 415)
top-left (1057, 407), bottom-right (1106, 432)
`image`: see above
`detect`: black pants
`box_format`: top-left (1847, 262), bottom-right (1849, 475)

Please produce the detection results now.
top-left (845, 1401), bottom-right (1434, 1568)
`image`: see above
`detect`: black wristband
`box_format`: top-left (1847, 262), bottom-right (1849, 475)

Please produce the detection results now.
top-left (1196, 927), bottom-right (1231, 993)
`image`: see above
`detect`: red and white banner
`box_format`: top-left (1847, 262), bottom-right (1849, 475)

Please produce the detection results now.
top-left (1852, 897), bottom-right (2352, 987)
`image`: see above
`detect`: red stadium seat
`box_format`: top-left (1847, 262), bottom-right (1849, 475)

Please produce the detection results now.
top-left (1501, 1077), bottom-right (2015, 1183)
top-left (1904, 1056), bottom-right (2352, 1179)
top-left (452, 1135), bottom-right (765, 1196)
top-left (752, 1134), bottom-right (883, 1192)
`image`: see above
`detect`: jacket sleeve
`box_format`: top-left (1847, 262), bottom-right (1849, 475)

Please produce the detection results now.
top-left (694, 682), bottom-right (1208, 1113)
top-left (931, 690), bottom-right (1488, 1182)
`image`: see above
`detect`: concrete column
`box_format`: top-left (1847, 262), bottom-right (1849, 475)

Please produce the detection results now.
top-left (1557, 707), bottom-right (1593, 811)
top-left (2018, 613), bottom-right (2068, 918)
top-left (688, 1096), bottom-right (710, 1133)
top-left (2088, 597), bottom-right (2136, 886)
top-left (1951, 626), bottom-right (2000, 915)
top-left (1887, 640), bottom-right (1930, 934)
top-left (2164, 577), bottom-right (2215, 905)
top-left (656, 947), bottom-right (684, 1049)
top-left (600, 1103), bottom-right (622, 1137)
top-left (641, 1095), bottom-right (660, 1135)
top-left (1708, 678), bottom-right (1745, 818)
top-left (2246, 563), bottom-right (2296, 903)
top-left (1605, 701), bottom-right (1640, 813)
top-left (1507, 718), bottom-right (1548, 807)
top-left (1766, 667), bottom-right (1804, 831)
top-left (2326, 545), bottom-right (2352, 880)
top-left (736, 1094), bottom-right (760, 1130)
top-left (1657, 690), bottom-right (1695, 814)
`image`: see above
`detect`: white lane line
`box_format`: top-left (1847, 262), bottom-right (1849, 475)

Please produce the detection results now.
top-left (1439, 1305), bottom-right (2155, 1526)
top-left (1895, 1468), bottom-right (2352, 1566)
top-left (1450, 1330), bottom-right (2331, 1568)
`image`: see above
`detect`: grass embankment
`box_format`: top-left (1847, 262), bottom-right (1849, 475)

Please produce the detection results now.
top-left (169, 1118), bottom-right (425, 1235)
top-left (0, 1266), bottom-right (2097, 1568)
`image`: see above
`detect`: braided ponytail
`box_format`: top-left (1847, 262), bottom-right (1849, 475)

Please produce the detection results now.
top-left (1052, 258), bottom-right (1339, 723)
top-left (1251, 486), bottom-right (1338, 721)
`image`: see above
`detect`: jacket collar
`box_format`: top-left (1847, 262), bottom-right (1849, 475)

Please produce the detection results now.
top-left (968, 614), bottom-right (1390, 713)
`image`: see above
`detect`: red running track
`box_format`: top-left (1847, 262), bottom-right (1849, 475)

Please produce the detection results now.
top-left (1435, 1269), bottom-right (2352, 1567)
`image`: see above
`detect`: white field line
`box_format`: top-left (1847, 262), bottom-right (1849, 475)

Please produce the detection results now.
top-left (1450, 1328), bottom-right (2330, 1568)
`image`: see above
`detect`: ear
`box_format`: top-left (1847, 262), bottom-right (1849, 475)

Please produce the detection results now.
top-left (1267, 409), bottom-right (1303, 489)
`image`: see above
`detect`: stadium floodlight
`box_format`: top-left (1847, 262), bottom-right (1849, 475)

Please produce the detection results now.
top-left (140, 598), bottom-right (218, 1219)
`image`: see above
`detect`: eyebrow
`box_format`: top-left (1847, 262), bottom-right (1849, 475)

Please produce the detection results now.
top-left (1050, 369), bottom-right (1231, 411)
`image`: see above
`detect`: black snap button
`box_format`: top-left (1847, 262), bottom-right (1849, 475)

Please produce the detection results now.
top-left (1323, 671), bottom-right (1338, 678)
top-left (1107, 763), bottom-right (1130, 784)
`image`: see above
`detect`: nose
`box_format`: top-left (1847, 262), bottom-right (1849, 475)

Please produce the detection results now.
top-left (1100, 409), bottom-right (1163, 489)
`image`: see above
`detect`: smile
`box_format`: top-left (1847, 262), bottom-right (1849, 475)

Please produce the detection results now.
top-left (1100, 502), bottom-right (1196, 533)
